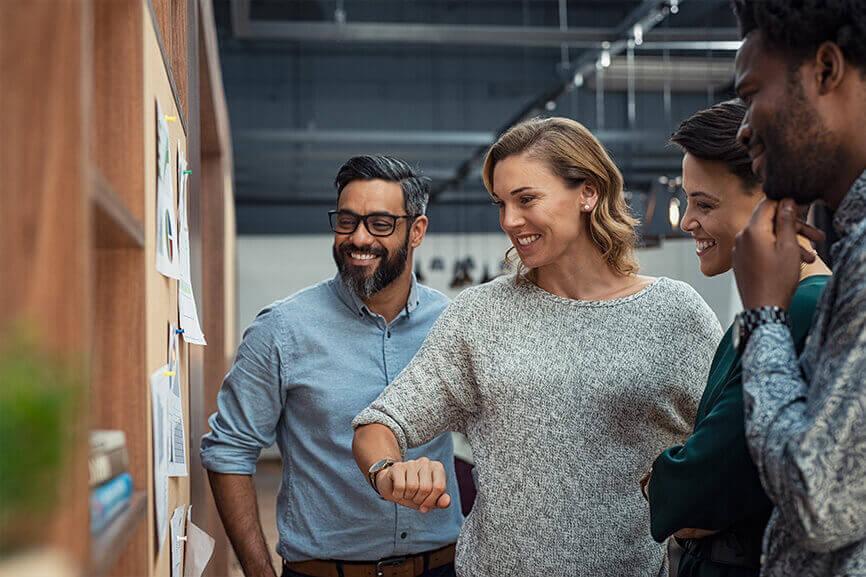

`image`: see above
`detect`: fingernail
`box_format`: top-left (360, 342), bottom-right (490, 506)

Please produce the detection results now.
top-left (783, 199), bottom-right (794, 213)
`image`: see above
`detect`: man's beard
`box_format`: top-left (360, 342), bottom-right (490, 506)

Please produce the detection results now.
top-left (333, 232), bottom-right (410, 299)
top-left (761, 78), bottom-right (844, 204)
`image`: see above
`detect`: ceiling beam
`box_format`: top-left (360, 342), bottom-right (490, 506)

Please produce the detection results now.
top-left (237, 128), bottom-right (677, 147)
top-left (232, 19), bottom-right (738, 48)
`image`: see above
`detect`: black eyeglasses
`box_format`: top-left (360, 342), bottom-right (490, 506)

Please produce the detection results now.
top-left (328, 210), bottom-right (416, 237)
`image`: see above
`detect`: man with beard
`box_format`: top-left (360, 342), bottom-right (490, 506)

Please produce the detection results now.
top-left (729, 1), bottom-right (866, 576)
top-left (201, 155), bottom-right (461, 577)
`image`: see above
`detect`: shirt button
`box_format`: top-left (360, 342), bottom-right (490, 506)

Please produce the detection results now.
top-left (400, 532), bottom-right (407, 539)
top-left (387, 331), bottom-right (391, 338)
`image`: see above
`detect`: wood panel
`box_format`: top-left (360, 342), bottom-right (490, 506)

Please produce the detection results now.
top-left (151, 0), bottom-right (172, 70)
top-left (171, 0), bottom-right (190, 115)
top-left (150, 0), bottom-right (189, 125)
top-left (0, 0), bottom-right (92, 568)
top-left (92, 0), bottom-right (145, 221)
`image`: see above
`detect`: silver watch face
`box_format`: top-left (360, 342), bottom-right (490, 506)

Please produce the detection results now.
top-left (369, 458), bottom-right (394, 474)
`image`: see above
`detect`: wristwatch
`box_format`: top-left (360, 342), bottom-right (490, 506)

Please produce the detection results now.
top-left (367, 458), bottom-right (397, 494)
top-left (733, 306), bottom-right (790, 353)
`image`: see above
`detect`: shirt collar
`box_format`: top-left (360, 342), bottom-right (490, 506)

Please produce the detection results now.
top-left (833, 168), bottom-right (866, 238)
top-left (332, 273), bottom-right (421, 318)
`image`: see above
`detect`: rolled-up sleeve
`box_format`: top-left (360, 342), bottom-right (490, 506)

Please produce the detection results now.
top-left (201, 306), bottom-right (285, 475)
top-left (352, 290), bottom-right (479, 457)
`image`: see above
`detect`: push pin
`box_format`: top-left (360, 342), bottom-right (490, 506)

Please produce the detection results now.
top-left (165, 115), bottom-right (178, 122)
top-left (175, 328), bottom-right (185, 334)
top-left (177, 536), bottom-right (187, 542)
top-left (164, 370), bottom-right (176, 377)
top-left (182, 169), bottom-right (192, 175)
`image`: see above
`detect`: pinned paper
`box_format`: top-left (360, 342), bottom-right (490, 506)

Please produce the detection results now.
top-left (183, 515), bottom-right (215, 577)
top-left (155, 99), bottom-right (181, 280)
top-left (176, 147), bottom-right (207, 345)
top-left (167, 326), bottom-right (188, 477)
top-left (170, 506), bottom-right (187, 577)
top-left (150, 365), bottom-right (170, 552)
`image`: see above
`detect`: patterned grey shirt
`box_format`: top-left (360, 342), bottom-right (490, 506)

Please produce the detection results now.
top-left (742, 169), bottom-right (866, 576)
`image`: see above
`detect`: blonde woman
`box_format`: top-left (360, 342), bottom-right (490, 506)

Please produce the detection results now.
top-left (352, 117), bottom-right (722, 576)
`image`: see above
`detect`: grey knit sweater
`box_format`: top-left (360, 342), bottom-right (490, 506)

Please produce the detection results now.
top-left (353, 274), bottom-right (722, 577)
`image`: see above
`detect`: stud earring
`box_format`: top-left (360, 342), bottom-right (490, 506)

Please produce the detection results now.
top-left (584, 204), bottom-right (591, 210)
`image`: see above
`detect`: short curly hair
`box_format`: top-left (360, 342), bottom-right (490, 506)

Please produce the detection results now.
top-left (731, 0), bottom-right (866, 72)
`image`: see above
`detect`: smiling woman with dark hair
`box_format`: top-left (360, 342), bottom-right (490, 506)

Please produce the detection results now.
top-left (643, 99), bottom-right (831, 577)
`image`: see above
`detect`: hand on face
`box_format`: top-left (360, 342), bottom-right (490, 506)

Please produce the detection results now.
top-left (732, 198), bottom-right (824, 310)
top-left (374, 457), bottom-right (451, 513)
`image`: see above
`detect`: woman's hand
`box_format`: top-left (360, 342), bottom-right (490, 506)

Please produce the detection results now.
top-left (375, 457), bottom-right (451, 513)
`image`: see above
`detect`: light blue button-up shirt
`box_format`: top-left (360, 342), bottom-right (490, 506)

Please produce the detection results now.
top-left (200, 274), bottom-right (462, 562)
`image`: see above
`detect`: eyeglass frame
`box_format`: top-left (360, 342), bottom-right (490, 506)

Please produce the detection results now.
top-left (327, 209), bottom-right (418, 237)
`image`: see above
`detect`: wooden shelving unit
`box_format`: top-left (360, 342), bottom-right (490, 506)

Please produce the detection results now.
top-left (0, 1), bottom-right (236, 576)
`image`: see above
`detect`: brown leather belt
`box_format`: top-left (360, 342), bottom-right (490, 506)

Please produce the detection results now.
top-left (283, 544), bottom-right (456, 577)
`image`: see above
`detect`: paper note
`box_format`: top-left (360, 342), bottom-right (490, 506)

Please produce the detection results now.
top-left (176, 147), bottom-right (207, 345)
top-left (150, 365), bottom-right (171, 552)
top-left (170, 506), bottom-right (187, 577)
top-left (156, 99), bottom-right (181, 279)
top-left (166, 327), bottom-right (188, 477)
top-left (183, 517), bottom-right (215, 577)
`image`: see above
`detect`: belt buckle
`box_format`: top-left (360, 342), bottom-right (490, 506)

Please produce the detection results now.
top-left (375, 556), bottom-right (408, 577)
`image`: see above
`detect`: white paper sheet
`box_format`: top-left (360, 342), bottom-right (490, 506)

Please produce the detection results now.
top-left (156, 99), bottom-right (181, 279)
top-left (183, 514), bottom-right (215, 577)
top-left (170, 506), bottom-right (187, 577)
top-left (176, 148), bottom-right (207, 345)
top-left (150, 364), bottom-right (171, 552)
top-left (167, 327), bottom-right (188, 477)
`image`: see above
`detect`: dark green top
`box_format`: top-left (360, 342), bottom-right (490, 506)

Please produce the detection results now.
top-left (648, 275), bottom-right (830, 577)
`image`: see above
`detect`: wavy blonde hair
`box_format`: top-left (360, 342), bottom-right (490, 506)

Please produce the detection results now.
top-left (482, 116), bottom-right (639, 277)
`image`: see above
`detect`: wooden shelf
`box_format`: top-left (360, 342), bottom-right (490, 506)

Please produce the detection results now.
top-left (88, 491), bottom-right (147, 577)
top-left (91, 169), bottom-right (145, 248)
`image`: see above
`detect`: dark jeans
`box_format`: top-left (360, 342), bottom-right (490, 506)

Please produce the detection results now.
top-left (281, 562), bottom-right (456, 577)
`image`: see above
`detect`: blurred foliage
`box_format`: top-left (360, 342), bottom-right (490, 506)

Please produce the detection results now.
top-left (0, 327), bottom-right (83, 554)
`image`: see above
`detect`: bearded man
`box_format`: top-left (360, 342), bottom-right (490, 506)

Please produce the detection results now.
top-left (201, 155), bottom-right (461, 577)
